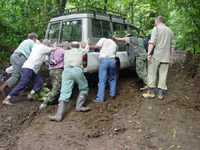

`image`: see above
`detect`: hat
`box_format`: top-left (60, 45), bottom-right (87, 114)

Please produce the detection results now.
top-left (125, 33), bottom-right (133, 37)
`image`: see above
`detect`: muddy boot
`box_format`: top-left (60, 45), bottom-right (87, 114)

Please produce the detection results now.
top-left (75, 93), bottom-right (90, 112)
top-left (27, 93), bottom-right (35, 102)
top-left (39, 99), bottom-right (49, 110)
top-left (157, 89), bottom-right (164, 100)
top-left (143, 88), bottom-right (155, 98)
top-left (48, 100), bottom-right (66, 122)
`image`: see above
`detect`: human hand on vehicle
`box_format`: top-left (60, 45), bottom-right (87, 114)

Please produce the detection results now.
top-left (52, 42), bottom-right (59, 51)
top-left (85, 38), bottom-right (90, 45)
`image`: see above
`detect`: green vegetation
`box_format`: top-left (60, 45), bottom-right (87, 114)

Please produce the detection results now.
top-left (0, 0), bottom-right (200, 62)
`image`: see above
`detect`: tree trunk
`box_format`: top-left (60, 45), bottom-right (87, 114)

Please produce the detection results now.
top-left (55, 0), bottom-right (67, 15)
top-left (104, 0), bottom-right (108, 11)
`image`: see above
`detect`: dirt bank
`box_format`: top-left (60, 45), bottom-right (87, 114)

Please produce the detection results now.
top-left (0, 51), bottom-right (200, 150)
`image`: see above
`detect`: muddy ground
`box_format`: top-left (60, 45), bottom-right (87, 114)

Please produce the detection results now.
top-left (0, 51), bottom-right (200, 150)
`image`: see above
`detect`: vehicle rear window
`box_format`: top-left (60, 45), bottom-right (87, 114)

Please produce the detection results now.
top-left (92, 19), bottom-right (110, 37)
top-left (61, 20), bottom-right (82, 42)
top-left (47, 22), bottom-right (60, 44)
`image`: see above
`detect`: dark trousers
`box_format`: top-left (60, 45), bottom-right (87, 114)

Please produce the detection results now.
top-left (9, 68), bottom-right (43, 98)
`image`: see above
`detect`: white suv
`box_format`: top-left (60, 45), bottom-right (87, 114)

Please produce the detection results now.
top-left (45, 6), bottom-right (139, 77)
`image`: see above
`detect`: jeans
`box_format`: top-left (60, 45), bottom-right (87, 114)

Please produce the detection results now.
top-left (96, 59), bottom-right (116, 102)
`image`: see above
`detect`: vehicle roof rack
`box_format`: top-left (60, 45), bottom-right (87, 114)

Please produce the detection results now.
top-left (55, 6), bottom-right (127, 21)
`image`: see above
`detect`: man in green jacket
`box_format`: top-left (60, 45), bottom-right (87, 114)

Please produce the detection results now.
top-left (48, 39), bottom-right (91, 122)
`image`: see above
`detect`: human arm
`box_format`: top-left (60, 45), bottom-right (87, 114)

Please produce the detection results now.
top-left (113, 35), bottom-right (126, 42)
top-left (90, 38), bottom-right (104, 50)
top-left (44, 42), bottom-right (59, 55)
top-left (81, 38), bottom-right (91, 55)
top-left (147, 43), bottom-right (155, 62)
top-left (170, 35), bottom-right (176, 64)
top-left (170, 47), bottom-right (175, 64)
top-left (90, 45), bottom-right (100, 49)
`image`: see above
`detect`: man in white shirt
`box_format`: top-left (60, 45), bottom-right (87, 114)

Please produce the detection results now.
top-left (90, 37), bottom-right (118, 102)
top-left (2, 40), bottom-right (58, 106)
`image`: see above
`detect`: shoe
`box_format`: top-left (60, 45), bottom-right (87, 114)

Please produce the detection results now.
top-left (140, 85), bottom-right (148, 91)
top-left (143, 91), bottom-right (155, 98)
top-left (39, 103), bottom-right (47, 109)
top-left (2, 98), bottom-right (14, 106)
top-left (92, 100), bottom-right (103, 103)
top-left (110, 96), bottom-right (115, 100)
top-left (157, 94), bottom-right (164, 100)
top-left (27, 94), bottom-right (35, 101)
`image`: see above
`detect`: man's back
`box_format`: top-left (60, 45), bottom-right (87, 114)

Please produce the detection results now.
top-left (64, 45), bottom-right (89, 68)
top-left (96, 38), bottom-right (118, 59)
top-left (149, 24), bottom-right (175, 63)
top-left (14, 39), bottom-right (35, 58)
top-left (23, 44), bottom-right (51, 73)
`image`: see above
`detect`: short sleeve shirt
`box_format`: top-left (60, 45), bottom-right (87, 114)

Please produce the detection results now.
top-left (96, 38), bottom-right (118, 59)
top-left (22, 44), bottom-right (52, 74)
top-left (14, 39), bottom-right (35, 58)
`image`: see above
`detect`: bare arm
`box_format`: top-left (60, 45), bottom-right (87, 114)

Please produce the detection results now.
top-left (45, 42), bottom-right (59, 55)
top-left (170, 47), bottom-right (175, 64)
top-left (113, 35), bottom-right (126, 42)
top-left (90, 45), bottom-right (100, 49)
top-left (147, 43), bottom-right (155, 62)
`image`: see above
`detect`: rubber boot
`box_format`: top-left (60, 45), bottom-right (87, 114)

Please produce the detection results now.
top-left (75, 93), bottom-right (90, 112)
top-left (39, 99), bottom-right (49, 110)
top-left (48, 100), bottom-right (66, 122)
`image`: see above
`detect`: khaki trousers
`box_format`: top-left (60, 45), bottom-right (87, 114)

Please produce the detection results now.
top-left (147, 57), bottom-right (169, 90)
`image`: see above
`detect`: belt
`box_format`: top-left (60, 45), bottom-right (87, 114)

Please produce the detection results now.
top-left (66, 66), bottom-right (75, 68)
top-left (99, 57), bottom-right (115, 61)
top-left (15, 52), bottom-right (26, 58)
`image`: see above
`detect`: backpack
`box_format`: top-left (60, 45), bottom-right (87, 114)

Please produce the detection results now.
top-left (127, 37), bottom-right (146, 64)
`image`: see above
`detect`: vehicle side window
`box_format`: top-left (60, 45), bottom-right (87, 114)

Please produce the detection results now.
top-left (92, 19), bottom-right (102, 37)
top-left (102, 20), bottom-right (110, 37)
top-left (48, 23), bottom-right (60, 44)
top-left (92, 19), bottom-right (111, 37)
top-left (113, 23), bottom-right (127, 37)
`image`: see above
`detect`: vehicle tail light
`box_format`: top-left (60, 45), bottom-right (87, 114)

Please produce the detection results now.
top-left (82, 54), bottom-right (87, 68)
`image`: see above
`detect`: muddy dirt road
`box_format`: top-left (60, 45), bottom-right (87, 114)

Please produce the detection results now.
top-left (0, 51), bottom-right (200, 150)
